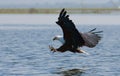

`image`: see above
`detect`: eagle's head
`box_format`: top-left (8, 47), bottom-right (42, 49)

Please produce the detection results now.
top-left (53, 35), bottom-right (65, 44)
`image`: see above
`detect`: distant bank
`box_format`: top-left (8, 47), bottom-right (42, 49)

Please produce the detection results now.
top-left (0, 8), bottom-right (120, 14)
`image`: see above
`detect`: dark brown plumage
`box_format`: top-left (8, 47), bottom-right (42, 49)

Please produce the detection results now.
top-left (49, 8), bottom-right (102, 53)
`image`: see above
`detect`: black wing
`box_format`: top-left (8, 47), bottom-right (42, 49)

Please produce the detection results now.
top-left (56, 9), bottom-right (85, 52)
top-left (56, 9), bottom-right (75, 40)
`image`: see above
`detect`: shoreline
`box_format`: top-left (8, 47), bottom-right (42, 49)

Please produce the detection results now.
top-left (0, 8), bottom-right (120, 14)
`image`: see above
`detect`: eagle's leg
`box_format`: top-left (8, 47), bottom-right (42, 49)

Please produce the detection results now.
top-left (49, 45), bottom-right (57, 53)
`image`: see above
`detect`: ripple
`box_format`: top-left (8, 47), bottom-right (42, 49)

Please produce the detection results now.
top-left (0, 25), bottom-right (120, 76)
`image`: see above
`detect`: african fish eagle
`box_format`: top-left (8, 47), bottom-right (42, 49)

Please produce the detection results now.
top-left (49, 8), bottom-right (103, 53)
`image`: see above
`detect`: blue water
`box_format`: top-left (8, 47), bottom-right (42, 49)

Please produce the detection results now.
top-left (0, 24), bottom-right (120, 76)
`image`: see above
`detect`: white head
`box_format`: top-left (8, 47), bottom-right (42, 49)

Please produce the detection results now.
top-left (53, 35), bottom-right (65, 44)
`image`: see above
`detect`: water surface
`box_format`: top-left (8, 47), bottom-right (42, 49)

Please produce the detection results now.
top-left (0, 14), bottom-right (120, 76)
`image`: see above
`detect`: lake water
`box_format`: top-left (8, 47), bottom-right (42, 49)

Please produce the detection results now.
top-left (0, 14), bottom-right (120, 76)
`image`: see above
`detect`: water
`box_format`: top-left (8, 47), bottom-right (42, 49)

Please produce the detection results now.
top-left (1, 14), bottom-right (120, 25)
top-left (0, 14), bottom-right (120, 76)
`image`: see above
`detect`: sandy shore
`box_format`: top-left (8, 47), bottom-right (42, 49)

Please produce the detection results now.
top-left (0, 8), bottom-right (120, 14)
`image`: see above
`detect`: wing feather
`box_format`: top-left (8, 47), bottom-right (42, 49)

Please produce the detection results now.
top-left (81, 28), bottom-right (103, 48)
top-left (56, 8), bottom-right (85, 52)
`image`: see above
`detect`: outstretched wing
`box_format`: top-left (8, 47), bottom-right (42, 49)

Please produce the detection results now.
top-left (81, 28), bottom-right (103, 48)
top-left (56, 8), bottom-right (76, 40)
top-left (56, 9), bottom-right (85, 52)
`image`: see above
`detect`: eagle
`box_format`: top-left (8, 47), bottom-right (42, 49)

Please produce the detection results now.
top-left (49, 8), bottom-right (102, 54)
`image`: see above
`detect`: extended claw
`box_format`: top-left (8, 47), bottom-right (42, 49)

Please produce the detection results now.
top-left (49, 45), bottom-right (57, 53)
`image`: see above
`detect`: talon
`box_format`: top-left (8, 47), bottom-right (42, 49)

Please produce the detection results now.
top-left (49, 45), bottom-right (57, 52)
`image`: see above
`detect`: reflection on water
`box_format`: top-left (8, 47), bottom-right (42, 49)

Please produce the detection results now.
top-left (56, 68), bottom-right (85, 76)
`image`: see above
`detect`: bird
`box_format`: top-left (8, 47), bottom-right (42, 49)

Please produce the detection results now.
top-left (49, 8), bottom-right (102, 54)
